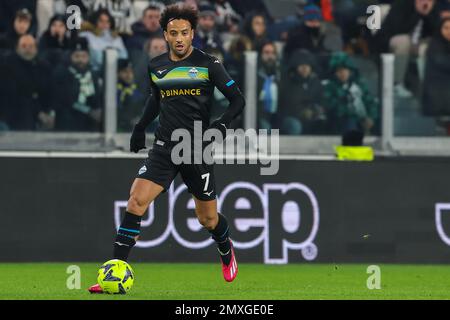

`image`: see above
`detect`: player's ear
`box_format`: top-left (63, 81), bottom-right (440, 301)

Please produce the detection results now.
top-left (163, 30), bottom-right (168, 42)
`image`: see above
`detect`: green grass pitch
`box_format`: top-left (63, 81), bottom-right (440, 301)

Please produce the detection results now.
top-left (0, 263), bottom-right (449, 300)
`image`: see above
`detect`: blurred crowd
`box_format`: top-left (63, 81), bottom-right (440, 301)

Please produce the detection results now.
top-left (0, 0), bottom-right (449, 136)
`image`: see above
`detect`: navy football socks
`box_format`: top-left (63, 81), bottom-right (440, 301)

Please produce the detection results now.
top-left (113, 211), bottom-right (142, 261)
top-left (209, 213), bottom-right (232, 266)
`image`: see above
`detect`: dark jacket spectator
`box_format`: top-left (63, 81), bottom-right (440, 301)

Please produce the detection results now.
top-left (210, 0), bottom-right (242, 33)
top-left (0, 8), bottom-right (33, 51)
top-left (228, 0), bottom-right (272, 24)
top-left (38, 14), bottom-right (74, 65)
top-left (373, 0), bottom-right (440, 53)
top-left (126, 2), bottom-right (164, 52)
top-left (423, 17), bottom-right (450, 116)
top-left (324, 52), bottom-right (379, 135)
top-left (440, 0), bottom-right (450, 18)
top-left (193, 2), bottom-right (224, 54)
top-left (242, 11), bottom-right (271, 52)
top-left (116, 59), bottom-right (146, 132)
top-left (2, 35), bottom-right (53, 131)
top-left (372, 0), bottom-right (441, 98)
top-left (0, 0), bottom-right (36, 35)
top-left (256, 42), bottom-right (280, 130)
top-left (52, 38), bottom-right (103, 132)
top-left (283, 3), bottom-right (343, 61)
top-left (279, 49), bottom-right (325, 135)
top-left (224, 35), bottom-right (253, 92)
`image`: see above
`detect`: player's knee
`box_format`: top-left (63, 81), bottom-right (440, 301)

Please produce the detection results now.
top-left (198, 214), bottom-right (218, 230)
top-left (127, 195), bottom-right (148, 216)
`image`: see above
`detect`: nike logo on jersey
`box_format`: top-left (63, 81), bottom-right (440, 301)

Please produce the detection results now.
top-left (157, 69), bottom-right (167, 74)
top-left (214, 59), bottom-right (220, 63)
top-left (203, 190), bottom-right (214, 196)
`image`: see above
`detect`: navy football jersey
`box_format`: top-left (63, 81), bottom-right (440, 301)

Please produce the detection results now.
top-left (146, 47), bottom-right (243, 142)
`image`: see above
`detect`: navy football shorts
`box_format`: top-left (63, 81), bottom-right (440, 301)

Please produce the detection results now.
top-left (136, 140), bottom-right (216, 201)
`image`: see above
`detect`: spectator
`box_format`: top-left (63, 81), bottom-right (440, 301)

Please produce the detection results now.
top-left (0, 8), bottom-right (33, 51)
top-left (242, 12), bottom-right (270, 52)
top-left (332, 0), bottom-right (375, 54)
top-left (257, 42), bottom-right (280, 131)
top-left (324, 52), bottom-right (379, 135)
top-left (221, 35), bottom-right (251, 129)
top-left (80, 8), bottom-right (128, 71)
top-left (36, 0), bottom-right (70, 36)
top-left (422, 17), bottom-right (450, 132)
top-left (373, 0), bottom-right (440, 98)
top-left (184, 0), bottom-right (199, 11)
top-left (227, 0), bottom-right (272, 25)
top-left (90, 0), bottom-right (137, 34)
top-left (134, 36), bottom-right (168, 96)
top-left (224, 35), bottom-right (252, 90)
top-left (38, 14), bottom-right (74, 65)
top-left (52, 38), bottom-right (103, 132)
top-left (145, 36), bottom-right (168, 59)
top-left (2, 35), bottom-right (54, 131)
top-left (192, 2), bottom-right (224, 53)
top-left (117, 59), bottom-right (146, 132)
top-left (126, 2), bottom-right (164, 52)
top-left (283, 3), bottom-right (343, 60)
top-left (311, 0), bottom-right (334, 22)
top-left (279, 49), bottom-right (326, 135)
top-left (0, 0), bottom-right (36, 35)
top-left (440, 0), bottom-right (450, 18)
top-left (210, 0), bottom-right (241, 33)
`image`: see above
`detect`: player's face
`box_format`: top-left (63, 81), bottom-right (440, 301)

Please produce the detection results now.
top-left (164, 19), bottom-right (194, 58)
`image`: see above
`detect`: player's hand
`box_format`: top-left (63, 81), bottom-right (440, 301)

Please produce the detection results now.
top-left (207, 120), bottom-right (227, 142)
top-left (130, 125), bottom-right (146, 153)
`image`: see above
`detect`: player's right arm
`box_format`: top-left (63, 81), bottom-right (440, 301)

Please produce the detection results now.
top-left (130, 66), bottom-right (161, 153)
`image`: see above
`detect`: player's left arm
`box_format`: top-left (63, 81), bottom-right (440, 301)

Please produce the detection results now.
top-left (208, 57), bottom-right (246, 135)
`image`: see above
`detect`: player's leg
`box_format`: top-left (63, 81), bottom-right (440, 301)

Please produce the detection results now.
top-left (193, 196), bottom-right (238, 282)
top-left (180, 162), bottom-right (238, 281)
top-left (113, 178), bottom-right (164, 261)
top-left (90, 143), bottom-right (178, 293)
top-left (193, 196), bottom-right (230, 260)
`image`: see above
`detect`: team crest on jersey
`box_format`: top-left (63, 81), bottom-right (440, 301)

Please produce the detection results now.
top-left (188, 67), bottom-right (198, 79)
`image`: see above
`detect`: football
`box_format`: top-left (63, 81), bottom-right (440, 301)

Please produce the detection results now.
top-left (97, 259), bottom-right (134, 294)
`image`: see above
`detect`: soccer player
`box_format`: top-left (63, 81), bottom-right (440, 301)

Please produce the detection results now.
top-left (89, 4), bottom-right (245, 293)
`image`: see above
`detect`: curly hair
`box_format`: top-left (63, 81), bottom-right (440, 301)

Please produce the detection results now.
top-left (159, 3), bottom-right (198, 31)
